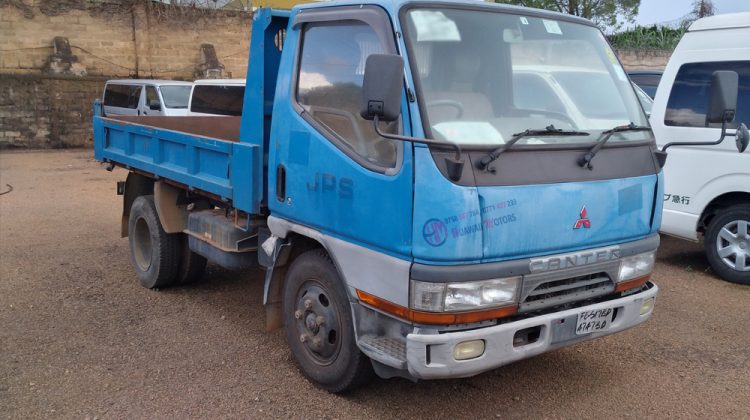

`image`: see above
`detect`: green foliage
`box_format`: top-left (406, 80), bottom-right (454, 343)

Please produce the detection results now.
top-left (607, 25), bottom-right (686, 50)
top-left (495, 0), bottom-right (641, 30)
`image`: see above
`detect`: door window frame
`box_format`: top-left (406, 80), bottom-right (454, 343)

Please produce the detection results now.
top-left (290, 5), bottom-right (404, 175)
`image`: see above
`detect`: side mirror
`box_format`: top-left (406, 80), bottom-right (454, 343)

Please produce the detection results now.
top-left (662, 70), bottom-right (747, 154)
top-left (149, 99), bottom-right (161, 111)
top-left (706, 70), bottom-right (738, 124)
top-left (737, 123), bottom-right (749, 153)
top-left (360, 54), bottom-right (403, 122)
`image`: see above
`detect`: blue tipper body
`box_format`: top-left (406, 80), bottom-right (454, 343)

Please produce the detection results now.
top-left (93, 9), bottom-right (290, 215)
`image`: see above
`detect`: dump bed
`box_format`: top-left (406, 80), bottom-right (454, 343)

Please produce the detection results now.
top-left (92, 8), bottom-right (289, 215)
top-left (93, 113), bottom-right (260, 212)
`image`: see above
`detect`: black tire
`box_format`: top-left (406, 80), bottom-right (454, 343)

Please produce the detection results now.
top-left (127, 195), bottom-right (181, 289)
top-left (282, 249), bottom-right (373, 393)
top-left (175, 234), bottom-right (207, 285)
top-left (704, 204), bottom-right (750, 285)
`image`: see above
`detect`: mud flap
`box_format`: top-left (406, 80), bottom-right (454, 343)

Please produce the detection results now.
top-left (259, 228), bottom-right (291, 332)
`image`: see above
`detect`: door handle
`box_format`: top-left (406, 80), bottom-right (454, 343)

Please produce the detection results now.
top-left (276, 164), bottom-right (286, 202)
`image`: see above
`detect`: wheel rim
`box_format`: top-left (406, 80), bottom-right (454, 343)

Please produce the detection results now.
top-left (293, 280), bottom-right (343, 366)
top-left (715, 219), bottom-right (750, 272)
top-left (133, 217), bottom-right (153, 271)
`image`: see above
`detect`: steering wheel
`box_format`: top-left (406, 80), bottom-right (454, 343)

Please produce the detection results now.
top-left (427, 100), bottom-right (464, 120)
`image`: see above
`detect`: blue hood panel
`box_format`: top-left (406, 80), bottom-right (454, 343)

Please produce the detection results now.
top-left (412, 148), bottom-right (658, 263)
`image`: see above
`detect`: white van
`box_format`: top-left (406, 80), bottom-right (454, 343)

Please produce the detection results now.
top-left (102, 80), bottom-right (193, 117)
top-left (650, 12), bottom-right (750, 284)
top-left (188, 79), bottom-right (245, 116)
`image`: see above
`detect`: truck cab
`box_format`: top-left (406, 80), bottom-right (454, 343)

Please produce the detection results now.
top-left (94, 0), bottom-right (664, 392)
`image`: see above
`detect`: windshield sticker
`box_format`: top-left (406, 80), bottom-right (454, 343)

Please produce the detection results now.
top-left (422, 199), bottom-right (519, 247)
top-left (410, 10), bottom-right (461, 42)
top-left (520, 17), bottom-right (529, 25)
top-left (542, 19), bottom-right (563, 35)
top-left (433, 122), bottom-right (504, 145)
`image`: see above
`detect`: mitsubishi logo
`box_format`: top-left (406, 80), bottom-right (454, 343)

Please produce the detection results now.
top-left (573, 206), bottom-right (591, 229)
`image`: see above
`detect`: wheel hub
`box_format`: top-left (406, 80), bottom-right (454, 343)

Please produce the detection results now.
top-left (716, 220), bottom-right (750, 272)
top-left (294, 282), bottom-right (341, 364)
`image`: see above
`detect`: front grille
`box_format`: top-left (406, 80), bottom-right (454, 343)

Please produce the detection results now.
top-left (519, 273), bottom-right (614, 312)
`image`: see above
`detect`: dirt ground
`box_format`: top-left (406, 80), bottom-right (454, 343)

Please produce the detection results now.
top-left (1, 150), bottom-right (749, 419)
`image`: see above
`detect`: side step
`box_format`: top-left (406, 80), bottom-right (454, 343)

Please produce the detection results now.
top-left (358, 335), bottom-right (407, 370)
top-left (185, 209), bottom-right (261, 270)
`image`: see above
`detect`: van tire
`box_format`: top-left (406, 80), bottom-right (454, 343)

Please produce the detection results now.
top-left (176, 234), bottom-right (207, 285)
top-left (282, 249), bottom-right (373, 393)
top-left (128, 195), bottom-right (181, 289)
top-left (704, 205), bottom-right (750, 285)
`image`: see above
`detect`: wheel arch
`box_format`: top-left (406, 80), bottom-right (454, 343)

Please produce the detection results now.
top-left (121, 172), bottom-right (154, 237)
top-left (698, 191), bottom-right (750, 234)
top-left (262, 218), bottom-right (332, 332)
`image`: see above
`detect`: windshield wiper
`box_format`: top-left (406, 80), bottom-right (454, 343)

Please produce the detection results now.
top-left (479, 125), bottom-right (589, 170)
top-left (578, 123), bottom-right (651, 170)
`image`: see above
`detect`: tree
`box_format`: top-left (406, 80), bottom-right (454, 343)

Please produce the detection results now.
top-left (495, 0), bottom-right (641, 30)
top-left (681, 0), bottom-right (715, 27)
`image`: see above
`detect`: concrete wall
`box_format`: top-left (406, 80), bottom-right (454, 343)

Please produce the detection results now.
top-left (0, 0), bottom-right (252, 148)
top-left (615, 48), bottom-right (672, 71)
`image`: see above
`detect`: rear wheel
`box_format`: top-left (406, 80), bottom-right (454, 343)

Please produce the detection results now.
top-left (704, 205), bottom-right (750, 285)
top-left (282, 249), bottom-right (373, 393)
top-left (128, 195), bottom-right (181, 288)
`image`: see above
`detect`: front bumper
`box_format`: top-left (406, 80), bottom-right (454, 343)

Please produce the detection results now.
top-left (405, 282), bottom-right (658, 380)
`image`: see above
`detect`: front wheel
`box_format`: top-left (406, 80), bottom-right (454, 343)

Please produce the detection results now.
top-left (282, 249), bottom-right (373, 393)
top-left (704, 205), bottom-right (750, 285)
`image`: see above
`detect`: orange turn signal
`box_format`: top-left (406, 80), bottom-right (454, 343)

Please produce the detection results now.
top-left (356, 289), bottom-right (518, 325)
top-left (615, 274), bottom-right (651, 292)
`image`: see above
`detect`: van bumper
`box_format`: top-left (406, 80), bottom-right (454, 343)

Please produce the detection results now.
top-left (404, 282), bottom-right (658, 380)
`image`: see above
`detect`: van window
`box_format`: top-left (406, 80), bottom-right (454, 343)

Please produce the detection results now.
top-left (160, 85), bottom-right (191, 108)
top-left (104, 84), bottom-right (142, 109)
top-left (665, 61), bottom-right (749, 128)
top-left (296, 22), bottom-right (398, 169)
top-left (190, 85), bottom-right (244, 116)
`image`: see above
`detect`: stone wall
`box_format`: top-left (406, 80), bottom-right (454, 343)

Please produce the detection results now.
top-left (0, 0), bottom-right (252, 148)
top-left (0, 74), bottom-right (105, 148)
top-left (615, 48), bottom-right (672, 71)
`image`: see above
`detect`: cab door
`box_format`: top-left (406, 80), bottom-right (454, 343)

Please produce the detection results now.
top-left (268, 6), bottom-right (414, 258)
top-left (142, 85), bottom-right (163, 116)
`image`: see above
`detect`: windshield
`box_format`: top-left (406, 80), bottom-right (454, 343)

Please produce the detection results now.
top-left (159, 85), bottom-right (192, 109)
top-left (403, 8), bottom-right (650, 146)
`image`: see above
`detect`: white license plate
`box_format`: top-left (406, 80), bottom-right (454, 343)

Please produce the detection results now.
top-left (575, 308), bottom-right (614, 335)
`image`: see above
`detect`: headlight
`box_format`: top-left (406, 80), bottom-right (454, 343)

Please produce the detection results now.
top-left (618, 251), bottom-right (655, 282)
top-left (411, 277), bottom-right (521, 312)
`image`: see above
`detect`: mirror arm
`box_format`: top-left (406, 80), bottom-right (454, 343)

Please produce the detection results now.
top-left (372, 115), bottom-right (462, 161)
top-left (661, 120), bottom-right (733, 152)
top-left (372, 115), bottom-right (464, 181)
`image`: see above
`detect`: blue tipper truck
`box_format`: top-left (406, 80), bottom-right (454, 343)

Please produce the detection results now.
top-left (94, 0), bottom-right (667, 392)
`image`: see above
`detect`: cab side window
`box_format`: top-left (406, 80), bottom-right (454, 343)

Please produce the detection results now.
top-left (296, 22), bottom-right (398, 169)
top-left (665, 61), bottom-right (749, 128)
